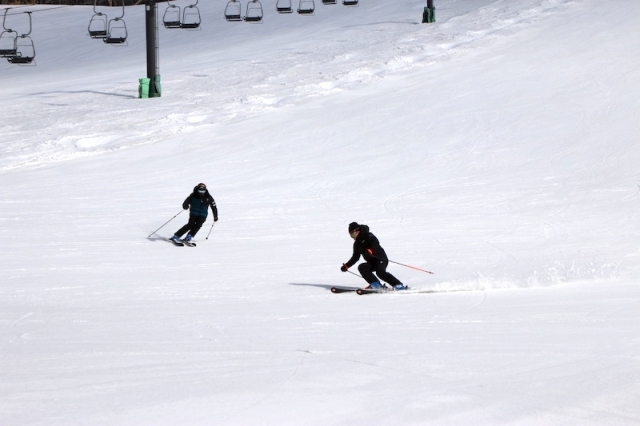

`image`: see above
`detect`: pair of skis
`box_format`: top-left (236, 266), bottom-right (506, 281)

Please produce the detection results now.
top-left (332, 286), bottom-right (475, 295)
top-left (331, 286), bottom-right (403, 295)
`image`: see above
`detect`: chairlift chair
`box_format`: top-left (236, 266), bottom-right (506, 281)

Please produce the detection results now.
top-left (6, 12), bottom-right (34, 65)
top-left (88, 0), bottom-right (108, 38)
top-left (0, 30), bottom-right (17, 57)
top-left (1, 8), bottom-right (18, 56)
top-left (276, 0), bottom-right (293, 14)
top-left (88, 13), bottom-right (108, 38)
top-left (162, 2), bottom-right (181, 29)
top-left (244, 0), bottom-right (263, 22)
top-left (322, 0), bottom-right (336, 4)
top-left (297, 0), bottom-right (315, 15)
top-left (103, 0), bottom-right (127, 45)
top-left (180, 1), bottom-right (201, 29)
top-left (104, 17), bottom-right (127, 44)
top-left (224, 0), bottom-right (242, 21)
top-left (7, 33), bottom-right (35, 64)
top-left (343, 0), bottom-right (358, 5)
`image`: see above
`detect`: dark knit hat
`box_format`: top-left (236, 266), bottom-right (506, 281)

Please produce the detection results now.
top-left (348, 222), bottom-right (360, 232)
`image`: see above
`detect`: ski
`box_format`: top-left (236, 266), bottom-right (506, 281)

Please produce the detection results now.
top-left (355, 287), bottom-right (475, 295)
top-left (330, 285), bottom-right (414, 295)
top-left (167, 238), bottom-right (184, 247)
top-left (182, 240), bottom-right (196, 247)
top-left (331, 286), bottom-right (358, 293)
top-left (356, 288), bottom-right (391, 295)
top-left (356, 285), bottom-right (409, 295)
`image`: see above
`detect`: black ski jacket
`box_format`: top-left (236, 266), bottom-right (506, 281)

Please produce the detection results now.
top-left (344, 224), bottom-right (388, 268)
top-left (183, 186), bottom-right (218, 220)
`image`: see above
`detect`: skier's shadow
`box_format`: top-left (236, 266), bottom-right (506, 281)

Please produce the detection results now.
top-left (289, 282), bottom-right (334, 290)
top-left (289, 283), bottom-right (357, 292)
top-left (147, 236), bottom-right (168, 243)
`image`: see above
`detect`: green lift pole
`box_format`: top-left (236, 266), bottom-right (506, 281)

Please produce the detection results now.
top-left (140, 0), bottom-right (161, 98)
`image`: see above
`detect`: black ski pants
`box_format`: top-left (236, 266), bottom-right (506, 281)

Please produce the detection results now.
top-left (358, 259), bottom-right (402, 286)
top-left (175, 215), bottom-right (206, 238)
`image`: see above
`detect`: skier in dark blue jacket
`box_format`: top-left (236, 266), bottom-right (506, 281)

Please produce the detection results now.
top-left (340, 222), bottom-right (407, 290)
top-left (171, 183), bottom-right (218, 243)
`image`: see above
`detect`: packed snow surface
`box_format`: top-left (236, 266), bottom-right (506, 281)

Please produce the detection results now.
top-left (1, 0), bottom-right (639, 425)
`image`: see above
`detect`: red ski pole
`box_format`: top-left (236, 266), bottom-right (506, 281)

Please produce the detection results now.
top-left (367, 252), bottom-right (435, 274)
top-left (387, 259), bottom-right (434, 274)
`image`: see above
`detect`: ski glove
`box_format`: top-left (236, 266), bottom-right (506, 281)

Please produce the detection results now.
top-left (182, 203), bottom-right (189, 210)
top-left (340, 264), bottom-right (349, 272)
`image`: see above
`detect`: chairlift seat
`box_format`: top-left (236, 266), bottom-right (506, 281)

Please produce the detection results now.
top-left (181, 5), bottom-right (201, 29)
top-left (298, 0), bottom-right (315, 14)
top-left (163, 5), bottom-right (181, 29)
top-left (343, 0), bottom-right (358, 5)
top-left (244, 1), bottom-right (263, 22)
top-left (0, 47), bottom-right (17, 57)
top-left (8, 54), bottom-right (34, 64)
top-left (104, 36), bottom-right (126, 44)
top-left (0, 30), bottom-right (18, 57)
top-left (163, 20), bottom-right (181, 29)
top-left (277, 0), bottom-right (293, 13)
top-left (322, 0), bottom-right (336, 4)
top-left (180, 22), bottom-right (200, 29)
top-left (88, 13), bottom-right (108, 38)
top-left (0, 32), bottom-right (17, 57)
top-left (89, 29), bottom-right (108, 38)
top-left (225, 1), bottom-right (243, 21)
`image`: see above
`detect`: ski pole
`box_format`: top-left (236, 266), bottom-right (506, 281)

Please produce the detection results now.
top-left (347, 269), bottom-right (394, 290)
top-left (387, 259), bottom-right (434, 274)
top-left (367, 253), bottom-right (434, 274)
top-left (147, 209), bottom-right (183, 238)
top-left (205, 221), bottom-right (216, 240)
top-left (347, 270), bottom-right (362, 278)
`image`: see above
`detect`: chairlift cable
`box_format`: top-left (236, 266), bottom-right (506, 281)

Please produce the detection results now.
top-left (2, 5), bottom-right (73, 17)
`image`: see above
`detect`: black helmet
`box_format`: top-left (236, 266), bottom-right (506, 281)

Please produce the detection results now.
top-left (196, 183), bottom-right (206, 194)
top-left (348, 222), bottom-right (360, 233)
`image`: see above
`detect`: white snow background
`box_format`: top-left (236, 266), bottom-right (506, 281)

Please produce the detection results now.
top-left (1, 0), bottom-right (639, 424)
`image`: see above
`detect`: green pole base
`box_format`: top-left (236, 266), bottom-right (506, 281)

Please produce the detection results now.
top-left (138, 78), bottom-right (150, 99)
top-left (151, 75), bottom-right (162, 98)
top-left (422, 7), bottom-right (436, 23)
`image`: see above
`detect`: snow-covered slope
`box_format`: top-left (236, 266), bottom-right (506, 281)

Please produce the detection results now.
top-left (1, 0), bottom-right (639, 425)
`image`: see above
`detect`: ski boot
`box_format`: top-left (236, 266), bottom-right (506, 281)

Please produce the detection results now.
top-left (365, 281), bottom-right (383, 290)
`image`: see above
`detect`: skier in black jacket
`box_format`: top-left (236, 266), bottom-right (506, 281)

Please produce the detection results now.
top-left (170, 183), bottom-right (218, 243)
top-left (340, 222), bottom-right (407, 290)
